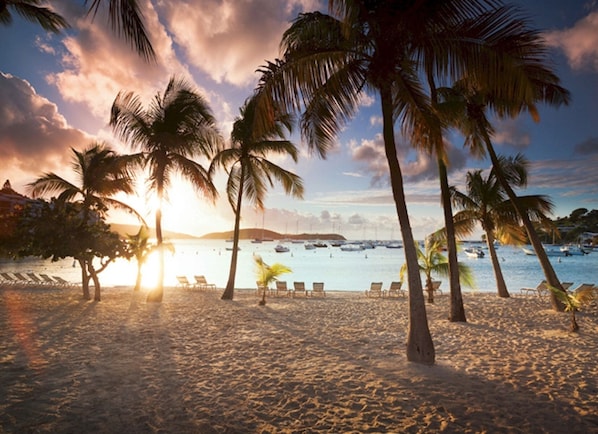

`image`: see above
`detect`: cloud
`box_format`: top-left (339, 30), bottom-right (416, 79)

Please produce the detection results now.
top-left (0, 73), bottom-right (89, 185)
top-left (490, 119), bottom-right (532, 150)
top-left (158, 0), bottom-right (318, 87)
top-left (544, 11), bottom-right (598, 71)
top-left (349, 134), bottom-right (468, 185)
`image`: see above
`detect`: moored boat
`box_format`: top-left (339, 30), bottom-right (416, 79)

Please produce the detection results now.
top-left (274, 244), bottom-right (290, 253)
top-left (464, 247), bottom-right (485, 258)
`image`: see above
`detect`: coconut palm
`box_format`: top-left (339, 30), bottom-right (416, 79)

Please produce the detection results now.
top-left (450, 156), bottom-right (554, 298)
top-left (27, 142), bottom-right (140, 299)
top-left (211, 94), bottom-right (304, 301)
top-left (442, 71), bottom-right (570, 310)
top-left (253, 254), bottom-right (292, 306)
top-left (110, 76), bottom-right (222, 302)
top-left (257, 0), bottom-right (551, 364)
top-left (400, 238), bottom-right (474, 304)
top-left (0, 0), bottom-right (68, 32)
top-left (548, 284), bottom-right (595, 332)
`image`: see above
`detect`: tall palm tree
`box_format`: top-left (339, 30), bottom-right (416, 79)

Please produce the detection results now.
top-left (211, 94), bottom-right (304, 301)
top-left (0, 0), bottom-right (68, 32)
top-left (27, 142), bottom-right (140, 299)
top-left (256, 0), bottom-right (545, 364)
top-left (110, 76), bottom-right (222, 302)
top-left (450, 156), bottom-right (554, 297)
top-left (442, 72), bottom-right (570, 310)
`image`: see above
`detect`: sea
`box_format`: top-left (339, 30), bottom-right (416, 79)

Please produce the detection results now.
top-left (1, 239), bottom-right (596, 294)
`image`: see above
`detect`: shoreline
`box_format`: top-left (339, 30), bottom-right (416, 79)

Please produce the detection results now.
top-left (1, 286), bottom-right (597, 433)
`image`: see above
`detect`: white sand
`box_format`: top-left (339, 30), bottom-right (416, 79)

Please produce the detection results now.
top-left (1, 286), bottom-right (596, 433)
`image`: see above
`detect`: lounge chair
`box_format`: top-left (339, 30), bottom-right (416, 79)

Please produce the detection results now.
top-left (312, 282), bottom-right (326, 297)
top-left (194, 275), bottom-right (216, 290)
top-left (0, 272), bottom-right (19, 286)
top-left (39, 274), bottom-right (57, 285)
top-left (387, 281), bottom-right (405, 298)
top-left (276, 281), bottom-right (290, 297)
top-left (26, 272), bottom-right (45, 286)
top-left (176, 275), bottom-right (192, 289)
top-left (520, 280), bottom-right (547, 297)
top-left (365, 282), bottom-right (384, 298)
top-left (13, 272), bottom-right (33, 286)
top-left (570, 283), bottom-right (595, 295)
top-left (52, 276), bottom-right (77, 287)
top-left (431, 280), bottom-right (442, 295)
top-left (293, 281), bottom-right (307, 297)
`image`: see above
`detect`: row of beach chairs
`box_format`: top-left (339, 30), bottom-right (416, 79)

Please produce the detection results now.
top-left (365, 281), bottom-right (443, 298)
top-left (520, 281), bottom-right (597, 298)
top-left (176, 275), bottom-right (217, 290)
top-left (257, 281), bottom-right (326, 298)
top-left (0, 271), bottom-right (77, 288)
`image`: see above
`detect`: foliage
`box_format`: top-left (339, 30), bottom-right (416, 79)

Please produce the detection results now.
top-left (400, 238), bottom-right (475, 304)
top-left (253, 254), bottom-right (291, 305)
top-left (11, 199), bottom-right (125, 300)
top-left (211, 93), bottom-right (303, 300)
top-left (548, 284), bottom-right (595, 332)
top-left (110, 76), bottom-right (222, 302)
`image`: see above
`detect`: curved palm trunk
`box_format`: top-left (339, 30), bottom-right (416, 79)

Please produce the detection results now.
top-left (485, 142), bottom-right (563, 310)
top-left (88, 262), bottom-right (102, 301)
top-left (485, 231), bottom-right (509, 297)
top-left (380, 87), bottom-right (434, 365)
top-left (134, 261), bottom-right (143, 291)
top-left (438, 160), bottom-right (466, 321)
top-left (221, 175), bottom-right (245, 301)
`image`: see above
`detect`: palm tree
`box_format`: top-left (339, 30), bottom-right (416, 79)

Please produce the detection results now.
top-left (211, 94), bottom-right (304, 301)
top-left (400, 238), bottom-right (474, 304)
top-left (442, 72), bottom-right (570, 311)
top-left (0, 0), bottom-right (68, 32)
top-left (450, 156), bottom-right (554, 298)
top-left (253, 255), bottom-right (292, 306)
top-left (110, 76), bottom-right (222, 302)
top-left (27, 142), bottom-right (140, 299)
top-left (256, 0), bottom-right (546, 364)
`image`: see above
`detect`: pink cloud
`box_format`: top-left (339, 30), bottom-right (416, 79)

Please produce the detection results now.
top-left (544, 11), bottom-right (598, 71)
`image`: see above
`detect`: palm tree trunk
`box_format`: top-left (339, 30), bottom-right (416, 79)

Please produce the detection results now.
top-left (79, 258), bottom-right (91, 300)
top-left (221, 176), bottom-right (245, 300)
top-left (88, 262), bottom-right (101, 302)
top-left (438, 159), bottom-right (466, 321)
top-left (485, 231), bottom-right (509, 297)
top-left (380, 86), bottom-right (434, 365)
top-left (147, 204), bottom-right (164, 303)
top-left (485, 141), bottom-right (564, 310)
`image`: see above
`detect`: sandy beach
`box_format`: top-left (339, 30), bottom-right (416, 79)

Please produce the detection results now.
top-left (1, 285), bottom-right (596, 433)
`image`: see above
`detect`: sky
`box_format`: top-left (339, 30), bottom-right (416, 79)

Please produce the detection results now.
top-left (1, 0), bottom-right (597, 241)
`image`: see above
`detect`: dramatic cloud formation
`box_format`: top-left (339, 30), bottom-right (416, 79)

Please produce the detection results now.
top-left (544, 11), bottom-right (598, 71)
top-left (0, 73), bottom-right (89, 182)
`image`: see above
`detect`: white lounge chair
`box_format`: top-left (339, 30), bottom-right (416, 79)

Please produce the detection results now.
top-left (194, 275), bottom-right (216, 290)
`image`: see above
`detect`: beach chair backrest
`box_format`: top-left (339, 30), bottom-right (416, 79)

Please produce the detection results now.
top-left (390, 281), bottom-right (402, 290)
top-left (276, 281), bottom-right (288, 290)
top-left (313, 282), bottom-right (324, 291)
top-left (195, 275), bottom-right (207, 284)
top-left (371, 282), bottom-right (383, 291)
top-left (294, 281), bottom-right (305, 291)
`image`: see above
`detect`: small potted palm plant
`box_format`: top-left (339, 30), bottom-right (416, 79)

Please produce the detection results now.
top-left (254, 254), bottom-right (291, 306)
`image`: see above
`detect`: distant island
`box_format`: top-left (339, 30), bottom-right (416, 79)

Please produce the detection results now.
top-left (200, 228), bottom-right (346, 241)
top-left (109, 224), bottom-right (346, 241)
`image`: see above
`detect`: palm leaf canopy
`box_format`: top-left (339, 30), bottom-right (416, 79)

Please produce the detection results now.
top-left (110, 76), bottom-right (222, 202)
top-left (0, 0), bottom-right (68, 32)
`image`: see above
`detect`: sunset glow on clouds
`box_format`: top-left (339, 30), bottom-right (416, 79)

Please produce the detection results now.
top-left (1, 0), bottom-right (598, 240)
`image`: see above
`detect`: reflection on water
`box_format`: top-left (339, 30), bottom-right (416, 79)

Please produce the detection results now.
top-left (1, 239), bottom-right (597, 293)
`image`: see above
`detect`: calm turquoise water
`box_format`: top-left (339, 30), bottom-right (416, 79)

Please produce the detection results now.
top-left (1, 239), bottom-right (597, 294)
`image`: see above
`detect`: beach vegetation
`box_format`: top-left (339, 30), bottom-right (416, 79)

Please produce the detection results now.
top-left (0, 0), bottom-right (68, 33)
top-left (124, 225), bottom-right (173, 292)
top-left (400, 238), bottom-right (474, 304)
top-left (437, 57), bottom-right (570, 312)
top-left (450, 155), bottom-right (553, 298)
top-left (253, 254), bottom-right (292, 306)
top-left (211, 93), bottom-right (303, 301)
top-left (26, 143), bottom-right (141, 300)
top-left (11, 198), bottom-right (125, 301)
top-left (110, 76), bottom-right (222, 303)
top-left (548, 284), bottom-right (595, 332)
